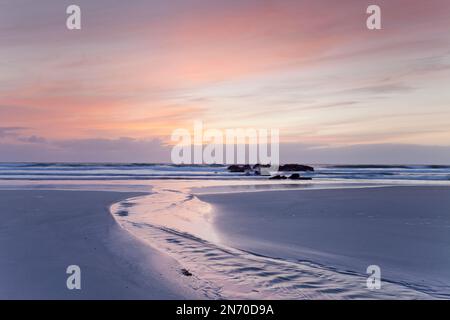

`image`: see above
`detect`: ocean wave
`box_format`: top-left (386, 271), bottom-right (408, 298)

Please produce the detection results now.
top-left (1, 163), bottom-right (450, 182)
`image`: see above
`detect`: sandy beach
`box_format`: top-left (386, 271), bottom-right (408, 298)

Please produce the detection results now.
top-left (0, 190), bottom-right (199, 299)
top-left (1, 177), bottom-right (450, 299)
top-left (200, 186), bottom-right (450, 298)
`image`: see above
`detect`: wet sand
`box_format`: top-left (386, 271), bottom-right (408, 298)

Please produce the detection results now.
top-left (0, 190), bottom-right (199, 299)
top-left (3, 186), bottom-right (449, 299)
top-left (199, 186), bottom-right (450, 298)
top-left (111, 184), bottom-right (440, 299)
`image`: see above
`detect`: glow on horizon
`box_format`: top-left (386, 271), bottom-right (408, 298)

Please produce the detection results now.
top-left (1, 0), bottom-right (450, 160)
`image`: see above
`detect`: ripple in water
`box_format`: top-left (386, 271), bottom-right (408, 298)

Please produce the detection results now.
top-left (110, 187), bottom-right (432, 299)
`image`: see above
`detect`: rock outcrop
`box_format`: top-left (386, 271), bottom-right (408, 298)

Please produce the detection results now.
top-left (227, 164), bottom-right (314, 173)
top-left (278, 164), bottom-right (314, 172)
top-left (227, 165), bottom-right (252, 172)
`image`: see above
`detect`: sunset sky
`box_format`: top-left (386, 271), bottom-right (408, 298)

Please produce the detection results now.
top-left (1, 0), bottom-right (450, 163)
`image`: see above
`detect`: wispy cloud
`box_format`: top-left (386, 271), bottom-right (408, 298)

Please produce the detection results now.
top-left (1, 0), bottom-right (450, 162)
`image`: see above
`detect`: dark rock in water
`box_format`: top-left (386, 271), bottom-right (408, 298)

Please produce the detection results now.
top-left (269, 175), bottom-right (288, 180)
top-left (279, 164), bottom-right (314, 172)
top-left (227, 164), bottom-right (252, 172)
top-left (115, 210), bottom-right (129, 217)
top-left (120, 202), bottom-right (134, 208)
top-left (253, 164), bottom-right (271, 169)
top-left (228, 164), bottom-right (313, 173)
top-left (227, 165), bottom-right (242, 172)
top-left (181, 268), bottom-right (193, 277)
top-left (288, 174), bottom-right (313, 180)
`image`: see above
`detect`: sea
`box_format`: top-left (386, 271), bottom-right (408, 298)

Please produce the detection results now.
top-left (0, 162), bottom-right (449, 181)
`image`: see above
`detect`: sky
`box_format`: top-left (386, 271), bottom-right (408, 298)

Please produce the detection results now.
top-left (1, 0), bottom-right (450, 163)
